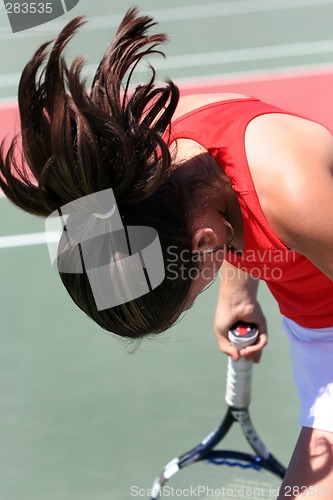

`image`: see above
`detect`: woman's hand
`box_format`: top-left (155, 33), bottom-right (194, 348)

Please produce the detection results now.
top-left (214, 261), bottom-right (268, 363)
top-left (214, 299), bottom-right (268, 363)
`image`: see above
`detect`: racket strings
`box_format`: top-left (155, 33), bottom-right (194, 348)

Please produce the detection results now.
top-left (159, 459), bottom-right (281, 499)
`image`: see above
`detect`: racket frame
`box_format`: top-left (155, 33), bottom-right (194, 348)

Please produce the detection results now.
top-left (150, 323), bottom-right (286, 499)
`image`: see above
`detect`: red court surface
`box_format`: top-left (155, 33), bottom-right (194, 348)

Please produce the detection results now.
top-left (0, 102), bottom-right (20, 143)
top-left (180, 68), bottom-right (333, 132)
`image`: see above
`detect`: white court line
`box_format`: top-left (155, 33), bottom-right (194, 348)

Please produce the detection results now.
top-left (0, 62), bottom-right (332, 106)
top-left (175, 62), bottom-right (333, 87)
top-left (0, 62), bottom-right (333, 109)
top-left (0, 231), bottom-right (58, 249)
top-left (0, 74), bottom-right (21, 88)
top-left (142, 40), bottom-right (333, 72)
top-left (92, 0), bottom-right (333, 26)
top-left (0, 97), bottom-right (17, 106)
top-left (0, 62), bottom-right (332, 107)
top-left (0, 0), bottom-right (332, 38)
top-left (1, 39), bottom-right (333, 89)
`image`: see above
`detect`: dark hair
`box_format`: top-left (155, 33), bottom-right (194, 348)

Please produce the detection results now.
top-left (0, 8), bottom-right (228, 339)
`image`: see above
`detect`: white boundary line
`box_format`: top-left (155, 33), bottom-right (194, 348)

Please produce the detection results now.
top-left (0, 231), bottom-right (58, 249)
top-left (0, 0), bottom-right (332, 38)
top-left (175, 62), bottom-right (333, 87)
top-left (1, 40), bottom-right (333, 89)
top-left (0, 62), bottom-right (332, 108)
top-left (0, 97), bottom-right (17, 107)
top-left (98, 0), bottom-right (333, 25)
top-left (143, 40), bottom-right (333, 71)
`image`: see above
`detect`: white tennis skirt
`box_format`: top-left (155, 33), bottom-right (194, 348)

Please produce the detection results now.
top-left (283, 316), bottom-right (333, 433)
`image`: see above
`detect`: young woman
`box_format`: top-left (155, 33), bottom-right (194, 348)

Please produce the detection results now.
top-left (1, 8), bottom-right (333, 497)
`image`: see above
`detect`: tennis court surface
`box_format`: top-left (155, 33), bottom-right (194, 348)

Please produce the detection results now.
top-left (0, 1), bottom-right (332, 499)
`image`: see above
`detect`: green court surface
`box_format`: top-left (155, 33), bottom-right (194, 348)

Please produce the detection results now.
top-left (0, 1), bottom-right (332, 499)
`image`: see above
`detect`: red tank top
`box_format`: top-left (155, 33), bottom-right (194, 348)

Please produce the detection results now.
top-left (170, 98), bottom-right (333, 328)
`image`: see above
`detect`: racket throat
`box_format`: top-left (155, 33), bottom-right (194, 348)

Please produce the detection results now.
top-left (230, 408), bottom-right (270, 459)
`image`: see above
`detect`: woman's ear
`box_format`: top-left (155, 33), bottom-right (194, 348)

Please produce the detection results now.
top-left (192, 228), bottom-right (219, 254)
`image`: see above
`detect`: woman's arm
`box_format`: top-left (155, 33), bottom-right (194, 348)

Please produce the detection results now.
top-left (271, 121), bottom-right (333, 280)
top-left (245, 113), bottom-right (333, 280)
top-left (214, 260), bottom-right (267, 362)
top-left (244, 112), bottom-right (333, 498)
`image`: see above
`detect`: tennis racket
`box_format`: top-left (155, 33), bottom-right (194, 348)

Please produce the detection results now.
top-left (150, 322), bottom-right (286, 499)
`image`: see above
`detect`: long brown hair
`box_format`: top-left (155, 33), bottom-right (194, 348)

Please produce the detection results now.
top-left (0, 8), bottom-right (227, 339)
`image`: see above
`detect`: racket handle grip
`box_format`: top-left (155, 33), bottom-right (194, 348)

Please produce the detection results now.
top-left (225, 322), bottom-right (258, 408)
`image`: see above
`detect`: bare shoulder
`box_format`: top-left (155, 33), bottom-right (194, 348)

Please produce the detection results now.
top-left (174, 93), bottom-right (250, 120)
top-left (245, 112), bottom-right (333, 277)
top-left (244, 113), bottom-right (333, 210)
